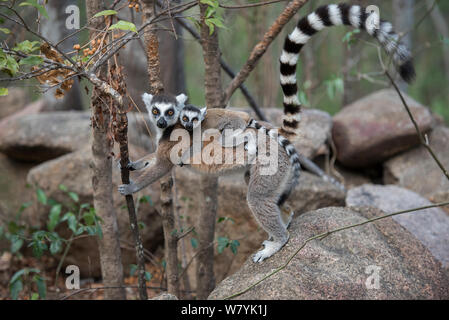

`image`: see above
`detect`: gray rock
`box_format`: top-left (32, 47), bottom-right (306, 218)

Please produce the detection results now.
top-left (333, 89), bottom-right (433, 168)
top-left (175, 168), bottom-right (345, 291)
top-left (384, 126), bottom-right (449, 203)
top-left (0, 112), bottom-right (91, 162)
top-left (239, 107), bottom-right (332, 159)
top-left (346, 184), bottom-right (449, 268)
top-left (209, 207), bottom-right (448, 300)
top-left (25, 145), bottom-right (163, 277)
top-left (0, 111), bottom-right (154, 163)
top-left (150, 293), bottom-right (178, 300)
top-left (0, 88), bottom-right (30, 120)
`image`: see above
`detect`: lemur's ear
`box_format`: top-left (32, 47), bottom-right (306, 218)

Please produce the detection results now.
top-left (200, 107), bottom-right (207, 120)
top-left (176, 93), bottom-right (188, 107)
top-left (142, 93), bottom-right (153, 109)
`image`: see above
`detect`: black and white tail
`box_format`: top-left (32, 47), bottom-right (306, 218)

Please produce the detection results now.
top-left (279, 3), bottom-right (416, 138)
top-left (248, 119), bottom-right (301, 206)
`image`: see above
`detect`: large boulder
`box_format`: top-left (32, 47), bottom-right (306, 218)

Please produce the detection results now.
top-left (175, 168), bottom-right (345, 291)
top-left (0, 112), bottom-right (91, 162)
top-left (0, 111), bottom-right (154, 163)
top-left (209, 207), bottom-right (448, 299)
top-left (332, 89), bottom-right (434, 168)
top-left (246, 107), bottom-right (332, 159)
top-left (25, 145), bottom-right (163, 277)
top-left (346, 184), bottom-right (449, 268)
top-left (384, 126), bottom-right (449, 203)
top-left (0, 88), bottom-right (30, 120)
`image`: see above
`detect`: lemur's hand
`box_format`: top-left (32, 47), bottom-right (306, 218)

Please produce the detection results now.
top-left (118, 182), bottom-right (136, 196)
top-left (117, 159), bottom-right (137, 171)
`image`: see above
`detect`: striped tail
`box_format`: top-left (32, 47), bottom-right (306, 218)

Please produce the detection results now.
top-left (279, 3), bottom-right (416, 138)
top-left (248, 119), bottom-right (301, 206)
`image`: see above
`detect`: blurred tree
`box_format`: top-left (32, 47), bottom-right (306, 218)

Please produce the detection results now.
top-left (41, 0), bottom-right (83, 111)
top-left (393, 0), bottom-right (414, 92)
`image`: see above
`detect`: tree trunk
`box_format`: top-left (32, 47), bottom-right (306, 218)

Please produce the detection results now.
top-left (41, 0), bottom-right (83, 111)
top-left (159, 0), bottom-right (186, 94)
top-left (86, 0), bottom-right (126, 300)
top-left (141, 0), bottom-right (180, 297)
top-left (195, 1), bottom-right (223, 300)
top-left (393, 0), bottom-right (414, 92)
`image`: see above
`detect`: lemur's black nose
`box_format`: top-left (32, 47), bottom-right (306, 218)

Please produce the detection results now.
top-left (157, 118), bottom-right (167, 128)
top-left (185, 123), bottom-right (193, 131)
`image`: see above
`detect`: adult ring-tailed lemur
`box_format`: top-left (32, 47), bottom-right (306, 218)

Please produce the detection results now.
top-left (119, 3), bottom-right (415, 263)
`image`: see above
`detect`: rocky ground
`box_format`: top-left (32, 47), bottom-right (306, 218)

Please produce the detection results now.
top-left (0, 88), bottom-right (448, 299)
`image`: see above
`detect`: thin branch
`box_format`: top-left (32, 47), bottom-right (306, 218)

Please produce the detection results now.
top-left (385, 71), bottom-right (449, 182)
top-left (224, 201), bottom-right (449, 299)
top-left (219, 0), bottom-right (288, 9)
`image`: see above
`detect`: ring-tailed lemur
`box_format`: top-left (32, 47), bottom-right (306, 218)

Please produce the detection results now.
top-left (120, 95), bottom-right (300, 262)
top-left (279, 3), bottom-right (415, 138)
top-left (120, 3), bottom-right (416, 263)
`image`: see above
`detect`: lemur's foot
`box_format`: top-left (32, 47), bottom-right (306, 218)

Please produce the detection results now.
top-left (281, 205), bottom-right (294, 229)
top-left (118, 182), bottom-right (136, 196)
top-left (252, 239), bottom-right (287, 263)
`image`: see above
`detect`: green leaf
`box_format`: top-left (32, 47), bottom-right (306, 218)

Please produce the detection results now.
top-left (49, 239), bottom-right (62, 255)
top-left (230, 240), bottom-right (240, 255)
top-left (109, 20), bottom-right (137, 33)
top-left (137, 221), bottom-right (146, 230)
top-left (19, 55), bottom-right (43, 66)
top-left (62, 212), bottom-right (77, 233)
top-left (0, 27), bottom-right (10, 34)
top-left (33, 275), bottom-right (46, 299)
top-left (13, 40), bottom-right (41, 54)
top-left (139, 195), bottom-right (153, 205)
top-left (47, 204), bottom-right (62, 231)
top-left (31, 292), bottom-right (39, 300)
top-left (0, 88), bottom-right (8, 96)
top-left (10, 269), bottom-right (27, 285)
top-left (4, 56), bottom-right (19, 75)
top-left (9, 278), bottom-right (23, 300)
top-left (19, 0), bottom-right (49, 19)
top-left (18, 201), bottom-right (32, 215)
top-left (129, 264), bottom-right (137, 276)
top-left (93, 10), bottom-right (118, 18)
top-left (58, 184), bottom-right (68, 192)
top-left (36, 188), bottom-right (47, 205)
top-left (190, 237), bottom-right (198, 249)
top-left (217, 236), bottom-right (229, 254)
top-left (144, 271), bottom-right (152, 282)
top-left (68, 192), bottom-right (79, 203)
top-left (10, 236), bottom-right (24, 253)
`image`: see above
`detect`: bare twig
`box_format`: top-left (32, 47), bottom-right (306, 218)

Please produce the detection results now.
top-left (219, 0), bottom-right (289, 9)
top-left (385, 71), bottom-right (449, 182)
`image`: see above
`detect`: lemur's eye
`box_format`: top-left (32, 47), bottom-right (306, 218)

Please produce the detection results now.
top-left (182, 116), bottom-right (188, 122)
top-left (167, 110), bottom-right (174, 116)
top-left (152, 109), bottom-right (159, 115)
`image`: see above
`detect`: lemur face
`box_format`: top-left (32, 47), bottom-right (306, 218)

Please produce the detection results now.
top-left (179, 105), bottom-right (207, 131)
top-left (142, 93), bottom-right (188, 129)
